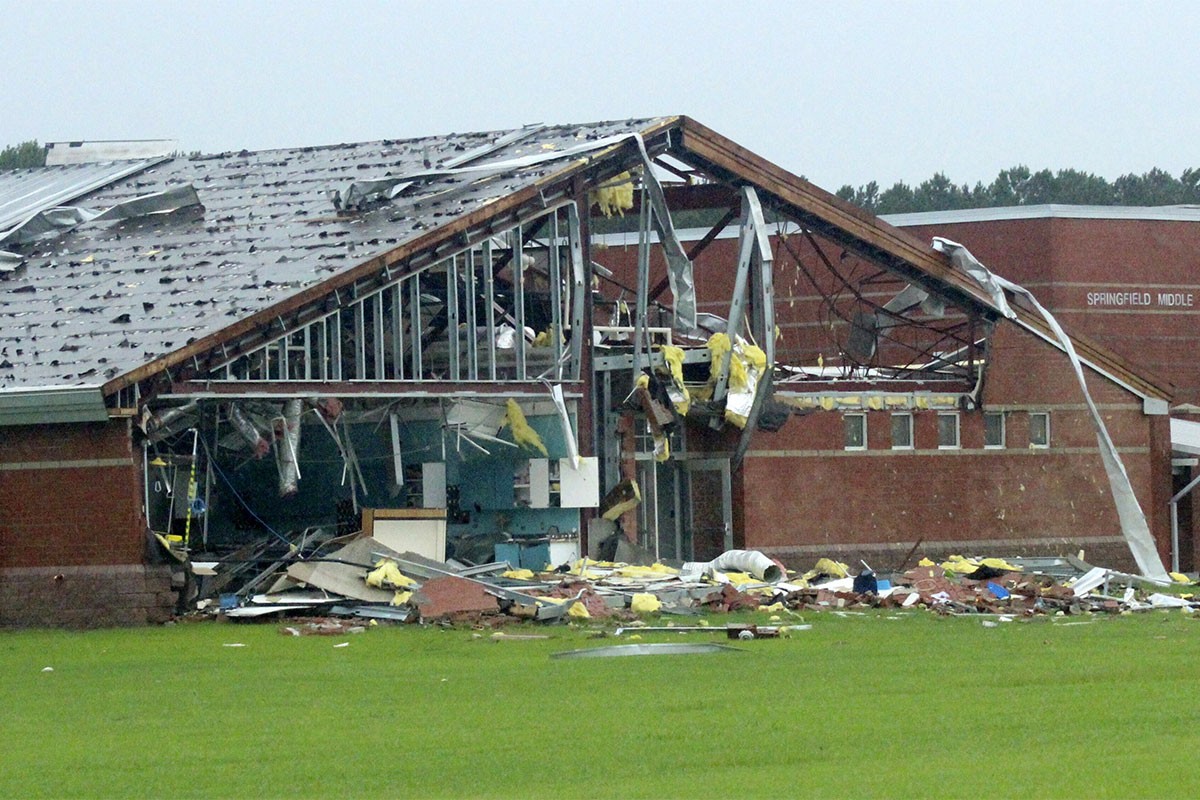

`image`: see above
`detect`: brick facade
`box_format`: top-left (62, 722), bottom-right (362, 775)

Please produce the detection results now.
top-left (0, 419), bottom-right (175, 627)
top-left (897, 216), bottom-right (1200, 402)
top-left (741, 324), bottom-right (1169, 571)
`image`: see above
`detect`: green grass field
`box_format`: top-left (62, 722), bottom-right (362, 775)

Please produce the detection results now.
top-left (3, 611), bottom-right (1200, 799)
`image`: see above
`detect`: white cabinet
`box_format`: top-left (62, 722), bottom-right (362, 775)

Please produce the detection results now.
top-left (526, 457), bottom-right (599, 508)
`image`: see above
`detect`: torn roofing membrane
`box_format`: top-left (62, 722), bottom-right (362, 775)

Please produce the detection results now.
top-left (0, 157), bottom-right (166, 233)
top-left (0, 118), bottom-right (671, 390)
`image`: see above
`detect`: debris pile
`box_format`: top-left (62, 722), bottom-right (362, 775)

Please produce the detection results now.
top-left (188, 536), bottom-right (1198, 627)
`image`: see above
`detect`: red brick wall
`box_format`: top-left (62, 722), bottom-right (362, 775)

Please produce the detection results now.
top-left (0, 420), bottom-right (145, 568)
top-left (900, 217), bottom-right (1200, 402)
top-left (0, 420), bottom-right (172, 628)
top-left (742, 323), bottom-right (1168, 571)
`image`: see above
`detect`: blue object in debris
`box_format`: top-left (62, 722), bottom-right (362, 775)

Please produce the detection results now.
top-left (852, 570), bottom-right (878, 594)
top-left (876, 579), bottom-right (892, 592)
top-left (987, 581), bottom-right (1011, 599)
top-left (219, 593), bottom-right (240, 610)
top-left (494, 542), bottom-right (521, 566)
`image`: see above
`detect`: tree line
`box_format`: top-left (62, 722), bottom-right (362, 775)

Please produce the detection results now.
top-left (0, 140), bottom-right (45, 170)
top-left (835, 165), bottom-right (1200, 214)
top-left (3, 135), bottom-right (1197, 215)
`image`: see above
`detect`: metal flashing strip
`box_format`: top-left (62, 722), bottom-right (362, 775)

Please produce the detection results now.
top-left (0, 385), bottom-right (108, 425)
top-left (884, 204), bottom-right (1200, 227)
top-left (0, 458), bottom-right (130, 471)
top-left (934, 237), bottom-right (1168, 580)
top-left (743, 446), bottom-right (1150, 458)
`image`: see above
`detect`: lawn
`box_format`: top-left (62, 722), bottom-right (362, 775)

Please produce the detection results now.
top-left (2, 611), bottom-right (1200, 799)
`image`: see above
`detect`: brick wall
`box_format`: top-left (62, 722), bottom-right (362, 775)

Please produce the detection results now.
top-left (900, 216), bottom-right (1200, 402)
top-left (743, 324), bottom-right (1169, 573)
top-left (0, 419), bottom-right (174, 627)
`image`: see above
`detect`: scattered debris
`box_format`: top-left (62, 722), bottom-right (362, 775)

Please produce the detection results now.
top-left (188, 536), bottom-right (1198, 632)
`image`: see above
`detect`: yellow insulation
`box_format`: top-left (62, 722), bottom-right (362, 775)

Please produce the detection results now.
top-left (659, 345), bottom-right (690, 416)
top-left (366, 559), bottom-right (418, 589)
top-left (504, 399), bottom-right (548, 456)
top-left (590, 171), bottom-right (635, 218)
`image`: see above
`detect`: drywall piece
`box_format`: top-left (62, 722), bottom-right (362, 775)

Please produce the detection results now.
top-left (529, 458), bottom-right (551, 508)
top-left (285, 537), bottom-right (401, 603)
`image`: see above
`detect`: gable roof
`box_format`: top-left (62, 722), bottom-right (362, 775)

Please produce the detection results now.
top-left (0, 115), bottom-right (1172, 406)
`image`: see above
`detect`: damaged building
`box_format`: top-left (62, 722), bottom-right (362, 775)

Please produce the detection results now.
top-left (0, 118), bottom-right (1175, 627)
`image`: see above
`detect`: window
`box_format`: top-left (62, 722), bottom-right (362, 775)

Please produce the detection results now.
top-left (937, 412), bottom-right (960, 449)
top-left (844, 414), bottom-right (866, 450)
top-left (1030, 412), bottom-right (1050, 448)
top-left (891, 413), bottom-right (913, 449)
top-left (984, 412), bottom-right (1006, 449)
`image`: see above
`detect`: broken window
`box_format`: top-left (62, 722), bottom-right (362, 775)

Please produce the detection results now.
top-left (890, 413), bottom-right (913, 450)
top-left (1030, 411), bottom-right (1050, 448)
top-left (844, 413), bottom-right (866, 450)
top-left (937, 412), bottom-right (960, 449)
top-left (984, 411), bottom-right (1006, 449)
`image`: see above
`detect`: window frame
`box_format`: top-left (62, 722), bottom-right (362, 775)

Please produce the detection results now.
top-left (936, 411), bottom-right (961, 450)
top-left (983, 411), bottom-right (1006, 449)
top-left (890, 412), bottom-right (914, 450)
top-left (1029, 411), bottom-right (1050, 449)
top-left (843, 413), bottom-right (867, 451)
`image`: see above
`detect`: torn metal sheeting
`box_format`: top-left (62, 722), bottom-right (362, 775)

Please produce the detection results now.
top-left (935, 238), bottom-right (1168, 581)
top-left (224, 605), bottom-right (313, 618)
top-left (552, 643), bottom-right (741, 659)
top-left (0, 185), bottom-right (202, 249)
top-left (328, 604), bottom-right (412, 622)
top-left (0, 157), bottom-right (168, 233)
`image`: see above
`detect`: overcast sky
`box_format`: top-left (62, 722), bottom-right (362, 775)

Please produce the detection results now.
top-left (4, 1), bottom-right (1198, 191)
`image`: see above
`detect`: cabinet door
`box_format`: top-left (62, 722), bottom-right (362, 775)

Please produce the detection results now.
top-left (422, 462), bottom-right (447, 508)
top-left (529, 458), bottom-right (551, 508)
top-left (558, 456), bottom-right (599, 507)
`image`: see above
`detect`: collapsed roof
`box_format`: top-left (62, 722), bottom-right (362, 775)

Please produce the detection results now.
top-left (0, 116), bottom-right (1171, 410)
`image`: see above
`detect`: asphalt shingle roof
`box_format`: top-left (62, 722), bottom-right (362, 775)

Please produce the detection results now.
top-left (0, 118), bottom-right (668, 390)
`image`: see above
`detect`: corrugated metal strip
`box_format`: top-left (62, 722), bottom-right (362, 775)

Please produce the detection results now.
top-left (0, 158), bottom-right (167, 233)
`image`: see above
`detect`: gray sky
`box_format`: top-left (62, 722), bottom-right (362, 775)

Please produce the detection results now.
top-left (4, 0), bottom-right (1198, 191)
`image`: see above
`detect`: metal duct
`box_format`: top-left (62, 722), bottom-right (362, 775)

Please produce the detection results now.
top-left (685, 549), bottom-right (782, 583)
top-left (277, 398), bottom-right (303, 497)
top-left (228, 403), bottom-right (269, 458)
